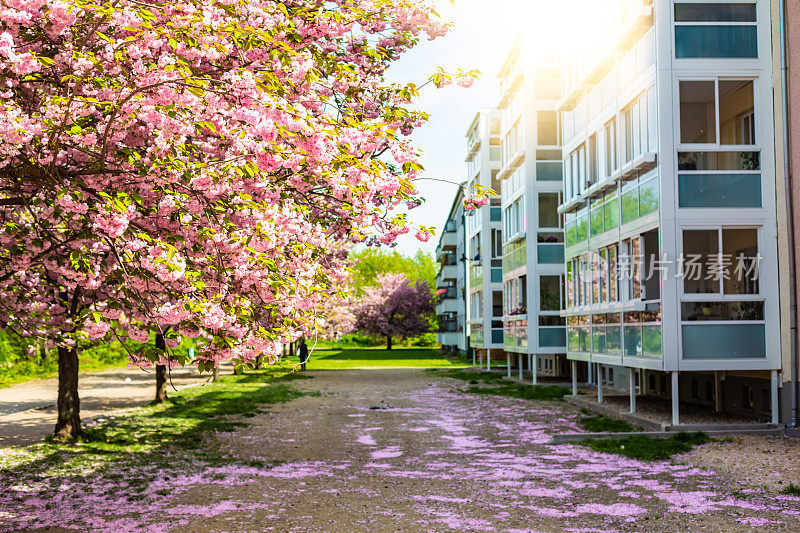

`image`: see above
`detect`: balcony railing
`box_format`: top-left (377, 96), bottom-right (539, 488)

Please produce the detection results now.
top-left (439, 320), bottom-right (458, 333)
top-left (439, 286), bottom-right (457, 300)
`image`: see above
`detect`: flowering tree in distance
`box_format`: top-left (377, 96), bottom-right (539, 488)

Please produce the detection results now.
top-left (0, 0), bottom-right (480, 438)
top-left (354, 273), bottom-right (434, 350)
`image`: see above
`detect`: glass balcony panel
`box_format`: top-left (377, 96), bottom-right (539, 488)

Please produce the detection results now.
top-left (678, 173), bottom-right (761, 208)
top-left (539, 327), bottom-right (566, 348)
top-left (642, 325), bottom-right (662, 357)
top-left (606, 325), bottom-right (622, 355)
top-left (675, 26), bottom-right (757, 59)
top-left (624, 325), bottom-right (642, 356)
top-left (639, 178), bottom-right (659, 216)
top-left (537, 244), bottom-right (565, 264)
top-left (682, 324), bottom-right (765, 359)
top-left (590, 206), bottom-right (604, 237)
top-left (621, 189), bottom-right (639, 224)
top-left (536, 161), bottom-right (563, 181)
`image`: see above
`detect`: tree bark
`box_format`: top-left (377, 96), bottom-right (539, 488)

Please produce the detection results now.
top-left (54, 346), bottom-right (81, 440)
top-left (386, 335), bottom-right (392, 351)
top-left (154, 334), bottom-right (168, 403)
top-left (212, 364), bottom-right (219, 382)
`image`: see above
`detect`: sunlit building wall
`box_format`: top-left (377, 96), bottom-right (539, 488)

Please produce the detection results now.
top-left (496, 39), bottom-right (567, 379)
top-left (558, 0), bottom-right (781, 423)
top-left (435, 187), bottom-right (468, 355)
top-left (464, 111), bottom-right (505, 360)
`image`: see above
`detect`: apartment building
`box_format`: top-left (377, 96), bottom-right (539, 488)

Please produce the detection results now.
top-left (435, 187), bottom-right (468, 356)
top-left (496, 39), bottom-right (568, 382)
top-left (775, 0), bottom-right (799, 425)
top-left (558, 0), bottom-right (780, 424)
top-left (464, 111), bottom-right (505, 364)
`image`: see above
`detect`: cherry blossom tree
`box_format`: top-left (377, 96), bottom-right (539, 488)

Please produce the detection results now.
top-left (353, 273), bottom-right (434, 350)
top-left (0, 0), bottom-right (479, 438)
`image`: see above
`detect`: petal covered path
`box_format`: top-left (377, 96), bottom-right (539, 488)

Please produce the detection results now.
top-left (2, 368), bottom-right (799, 531)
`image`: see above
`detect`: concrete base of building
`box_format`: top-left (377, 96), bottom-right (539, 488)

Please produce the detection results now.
top-left (549, 426), bottom-right (783, 445)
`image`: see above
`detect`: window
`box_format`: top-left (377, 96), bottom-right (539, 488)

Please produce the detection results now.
top-left (719, 80), bottom-right (755, 145)
top-left (681, 228), bottom-right (760, 295)
top-left (588, 134), bottom-right (598, 185)
top-left (604, 118), bottom-right (617, 176)
top-left (537, 111), bottom-right (559, 146)
top-left (680, 79), bottom-right (756, 146)
top-left (680, 81), bottom-right (716, 143)
top-left (674, 3), bottom-right (757, 58)
top-left (538, 193), bottom-right (560, 229)
top-left (540, 275), bottom-right (562, 311)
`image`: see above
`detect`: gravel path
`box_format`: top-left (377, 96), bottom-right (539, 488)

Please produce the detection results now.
top-left (0, 365), bottom-right (214, 446)
top-left (3, 368), bottom-right (800, 531)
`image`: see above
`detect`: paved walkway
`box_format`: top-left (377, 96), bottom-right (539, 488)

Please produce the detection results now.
top-left (2, 369), bottom-right (800, 531)
top-left (0, 365), bottom-right (212, 445)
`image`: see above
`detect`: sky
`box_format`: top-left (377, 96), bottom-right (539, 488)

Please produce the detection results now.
top-left (386, 0), bottom-right (570, 256)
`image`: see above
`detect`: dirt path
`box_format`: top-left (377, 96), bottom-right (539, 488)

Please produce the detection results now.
top-left (3, 368), bottom-right (800, 531)
top-left (0, 365), bottom-right (215, 446)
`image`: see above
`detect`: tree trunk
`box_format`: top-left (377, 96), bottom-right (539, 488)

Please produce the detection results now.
top-left (212, 364), bottom-right (219, 382)
top-left (154, 334), bottom-right (168, 403)
top-left (386, 335), bottom-right (392, 351)
top-left (54, 346), bottom-right (81, 440)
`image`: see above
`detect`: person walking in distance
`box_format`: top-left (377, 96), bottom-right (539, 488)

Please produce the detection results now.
top-left (298, 338), bottom-right (309, 371)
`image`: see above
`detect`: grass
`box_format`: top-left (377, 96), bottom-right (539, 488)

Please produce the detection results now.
top-left (578, 414), bottom-right (640, 433)
top-left (581, 432), bottom-right (711, 461)
top-left (0, 368), bottom-right (311, 479)
top-left (431, 368), bottom-right (571, 401)
top-left (0, 346), bottom-right (130, 389)
top-left (300, 347), bottom-right (468, 370)
top-left (780, 483), bottom-right (800, 496)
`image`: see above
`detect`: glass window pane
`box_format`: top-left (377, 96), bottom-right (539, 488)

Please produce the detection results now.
top-left (722, 228), bottom-right (759, 294)
top-left (682, 230), bottom-right (720, 294)
top-left (678, 151), bottom-right (760, 171)
top-left (540, 275), bottom-right (561, 311)
top-left (608, 246), bottom-right (618, 302)
top-left (719, 81), bottom-right (755, 145)
top-left (680, 81), bottom-right (716, 143)
top-left (682, 324), bottom-right (765, 358)
top-left (537, 161), bottom-right (563, 181)
top-left (675, 3), bottom-right (756, 22)
top-left (537, 111), bottom-right (559, 145)
top-left (625, 325), bottom-right (642, 356)
top-left (538, 193), bottom-right (560, 228)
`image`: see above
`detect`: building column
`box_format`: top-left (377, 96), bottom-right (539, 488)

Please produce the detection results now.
top-left (506, 353), bottom-right (511, 378)
top-left (629, 367), bottom-right (637, 414)
top-left (671, 371), bottom-right (680, 426)
top-left (571, 360), bottom-right (578, 396)
top-left (518, 354), bottom-right (523, 380)
top-left (772, 370), bottom-right (780, 425)
top-left (487, 349), bottom-right (491, 372)
top-left (597, 363), bottom-right (604, 404)
top-left (714, 371), bottom-right (723, 413)
top-left (531, 354), bottom-right (538, 385)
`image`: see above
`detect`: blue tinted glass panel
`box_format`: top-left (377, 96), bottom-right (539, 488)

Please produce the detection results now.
top-left (536, 162), bottom-right (563, 181)
top-left (491, 329), bottom-right (504, 345)
top-left (539, 327), bottom-right (566, 347)
top-left (490, 207), bottom-right (502, 222)
top-left (675, 26), bottom-right (757, 58)
top-left (538, 244), bottom-right (565, 264)
top-left (682, 324), bottom-right (766, 358)
top-left (490, 268), bottom-right (502, 283)
top-left (678, 173), bottom-right (761, 208)
top-left (675, 4), bottom-right (756, 22)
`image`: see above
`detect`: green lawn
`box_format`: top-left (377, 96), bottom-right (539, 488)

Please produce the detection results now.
top-left (298, 347), bottom-right (468, 370)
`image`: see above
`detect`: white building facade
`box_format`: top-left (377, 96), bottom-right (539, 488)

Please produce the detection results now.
top-left (497, 40), bottom-right (568, 380)
top-left (464, 111), bottom-right (505, 361)
top-left (558, 0), bottom-right (781, 424)
top-left (435, 188), bottom-right (468, 356)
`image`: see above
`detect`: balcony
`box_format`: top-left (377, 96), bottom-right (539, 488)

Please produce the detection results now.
top-left (614, 152), bottom-right (657, 183)
top-left (557, 194), bottom-right (587, 215)
top-left (439, 319), bottom-right (458, 333)
top-left (439, 263), bottom-right (458, 282)
top-left (437, 285), bottom-right (457, 299)
top-left (444, 219), bottom-right (457, 233)
top-left (616, 0), bottom-right (654, 53)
